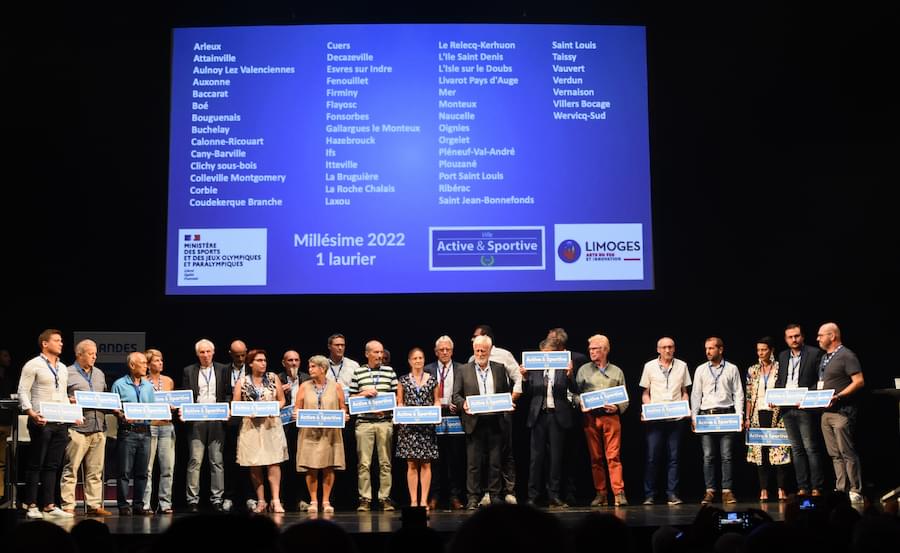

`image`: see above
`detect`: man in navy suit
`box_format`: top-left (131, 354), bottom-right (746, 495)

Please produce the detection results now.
top-left (424, 335), bottom-right (466, 510)
top-left (182, 338), bottom-right (230, 512)
top-left (521, 339), bottom-right (577, 509)
top-left (453, 334), bottom-right (511, 510)
top-left (774, 324), bottom-right (825, 496)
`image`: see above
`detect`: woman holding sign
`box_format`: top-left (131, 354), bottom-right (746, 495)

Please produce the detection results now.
top-left (234, 349), bottom-right (288, 513)
top-left (295, 355), bottom-right (347, 513)
top-left (143, 348), bottom-right (176, 514)
top-left (395, 347), bottom-right (441, 510)
top-left (744, 337), bottom-right (790, 501)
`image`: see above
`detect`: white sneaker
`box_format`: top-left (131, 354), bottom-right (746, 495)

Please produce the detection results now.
top-left (849, 491), bottom-right (864, 504)
top-left (504, 494), bottom-right (518, 505)
top-left (26, 507), bottom-right (44, 519)
top-left (44, 506), bottom-right (74, 518)
top-left (246, 499), bottom-right (257, 511)
top-left (222, 499), bottom-right (233, 512)
top-left (479, 494), bottom-right (491, 506)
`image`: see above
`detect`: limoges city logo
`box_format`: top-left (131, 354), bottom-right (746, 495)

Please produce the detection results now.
top-left (557, 239), bottom-right (581, 263)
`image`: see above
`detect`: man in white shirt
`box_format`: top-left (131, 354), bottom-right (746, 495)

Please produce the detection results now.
top-left (639, 337), bottom-right (691, 505)
top-left (17, 329), bottom-right (74, 519)
top-left (326, 333), bottom-right (359, 390)
top-left (690, 337), bottom-right (744, 505)
top-left (182, 338), bottom-right (229, 512)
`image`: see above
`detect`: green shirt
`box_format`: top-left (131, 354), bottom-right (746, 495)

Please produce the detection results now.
top-left (576, 362), bottom-right (629, 414)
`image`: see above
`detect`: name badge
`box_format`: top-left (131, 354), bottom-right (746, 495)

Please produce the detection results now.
top-left (436, 416), bottom-right (465, 435)
top-left (181, 402), bottom-right (229, 421)
top-left (521, 351), bottom-right (570, 370)
top-left (816, 381), bottom-right (825, 390)
top-left (39, 402), bottom-right (83, 423)
top-left (348, 393), bottom-right (396, 415)
top-left (231, 401), bottom-right (280, 417)
top-left (155, 390), bottom-right (194, 408)
top-left (296, 409), bottom-right (345, 428)
top-left (694, 413), bottom-right (742, 433)
top-left (394, 406), bottom-right (441, 424)
top-left (123, 402), bottom-right (172, 421)
top-left (581, 385), bottom-right (629, 410)
top-left (466, 393), bottom-right (514, 414)
top-left (74, 391), bottom-right (122, 410)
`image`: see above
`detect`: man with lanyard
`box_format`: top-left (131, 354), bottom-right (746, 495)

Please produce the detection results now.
top-left (774, 324), bottom-right (825, 497)
top-left (349, 340), bottom-right (398, 511)
top-left (110, 351), bottom-right (156, 515)
top-left (424, 335), bottom-right (466, 510)
top-left (182, 338), bottom-right (229, 512)
top-left (639, 336), bottom-right (691, 506)
top-left (17, 329), bottom-right (74, 519)
top-left (469, 325), bottom-right (522, 505)
top-left (691, 337), bottom-right (744, 505)
top-left (816, 322), bottom-right (865, 503)
top-left (223, 339), bottom-right (248, 512)
top-left (60, 339), bottom-right (112, 515)
top-left (576, 334), bottom-right (629, 507)
top-left (326, 333), bottom-right (360, 390)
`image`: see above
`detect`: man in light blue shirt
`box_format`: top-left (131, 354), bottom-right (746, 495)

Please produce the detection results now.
top-left (111, 351), bottom-right (156, 515)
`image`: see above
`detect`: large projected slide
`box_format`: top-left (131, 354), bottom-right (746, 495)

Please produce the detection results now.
top-left (166, 24), bottom-right (652, 295)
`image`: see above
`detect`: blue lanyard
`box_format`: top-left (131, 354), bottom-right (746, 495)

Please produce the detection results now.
top-left (77, 363), bottom-right (93, 390)
top-left (819, 346), bottom-right (843, 380)
top-left (250, 374), bottom-right (269, 400)
top-left (330, 360), bottom-right (342, 382)
top-left (477, 365), bottom-right (490, 393)
top-left (231, 367), bottom-right (242, 387)
top-left (597, 363), bottom-right (609, 379)
top-left (708, 361), bottom-right (725, 393)
top-left (201, 367), bottom-right (214, 391)
top-left (43, 357), bottom-right (60, 390)
top-left (129, 380), bottom-right (143, 403)
top-left (789, 354), bottom-right (801, 382)
top-left (369, 367), bottom-right (380, 389)
top-left (314, 381), bottom-right (327, 409)
top-left (411, 372), bottom-right (425, 394)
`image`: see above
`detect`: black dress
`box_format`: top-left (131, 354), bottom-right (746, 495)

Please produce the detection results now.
top-left (395, 373), bottom-right (439, 460)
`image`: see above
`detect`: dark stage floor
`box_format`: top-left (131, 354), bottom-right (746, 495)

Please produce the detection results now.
top-left (22, 501), bottom-right (794, 535)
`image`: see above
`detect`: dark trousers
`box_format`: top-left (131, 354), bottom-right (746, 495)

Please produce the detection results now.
top-left (700, 432), bottom-right (735, 491)
top-left (644, 419), bottom-right (684, 499)
top-left (432, 433), bottom-right (465, 504)
top-left (466, 417), bottom-right (503, 501)
top-left (23, 421), bottom-right (68, 508)
top-left (117, 429), bottom-right (150, 508)
top-left (528, 411), bottom-right (565, 502)
top-left (223, 422), bottom-right (243, 507)
top-left (501, 414), bottom-right (516, 496)
top-left (782, 408), bottom-right (825, 491)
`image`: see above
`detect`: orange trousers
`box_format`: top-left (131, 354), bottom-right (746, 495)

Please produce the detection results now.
top-left (583, 413), bottom-right (624, 495)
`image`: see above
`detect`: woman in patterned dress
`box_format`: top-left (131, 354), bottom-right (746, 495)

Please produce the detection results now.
top-left (395, 347), bottom-right (441, 509)
top-left (744, 337), bottom-right (791, 501)
top-left (234, 349), bottom-right (289, 513)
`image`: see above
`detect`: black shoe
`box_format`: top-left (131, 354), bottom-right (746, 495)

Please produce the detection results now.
top-left (548, 498), bottom-right (569, 510)
top-left (380, 498), bottom-right (396, 511)
top-left (466, 499), bottom-right (479, 510)
top-left (134, 508), bottom-right (154, 516)
top-left (187, 504), bottom-right (199, 513)
top-left (118, 507), bottom-right (132, 516)
top-left (212, 503), bottom-right (226, 513)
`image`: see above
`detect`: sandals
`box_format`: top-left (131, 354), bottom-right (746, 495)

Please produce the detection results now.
top-left (253, 500), bottom-right (268, 513)
top-left (271, 499), bottom-right (285, 514)
top-left (323, 502), bottom-right (334, 514)
top-left (307, 501), bottom-right (319, 513)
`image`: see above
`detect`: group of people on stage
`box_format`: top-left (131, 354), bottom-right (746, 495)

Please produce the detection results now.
top-left (13, 321), bottom-right (865, 518)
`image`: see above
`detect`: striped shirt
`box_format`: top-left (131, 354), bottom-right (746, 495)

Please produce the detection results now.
top-left (349, 364), bottom-right (398, 420)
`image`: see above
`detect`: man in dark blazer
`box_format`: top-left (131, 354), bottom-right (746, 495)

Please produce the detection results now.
top-left (775, 324), bottom-right (825, 496)
top-left (522, 339), bottom-right (578, 508)
top-left (424, 335), bottom-right (467, 510)
top-left (182, 338), bottom-right (229, 512)
top-left (452, 335), bottom-right (511, 510)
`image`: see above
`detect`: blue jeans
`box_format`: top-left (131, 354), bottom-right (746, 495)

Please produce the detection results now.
top-left (781, 408), bottom-right (825, 491)
top-left (117, 429), bottom-right (151, 508)
top-left (143, 424), bottom-right (176, 510)
top-left (644, 419), bottom-right (684, 498)
top-left (700, 432), bottom-right (735, 490)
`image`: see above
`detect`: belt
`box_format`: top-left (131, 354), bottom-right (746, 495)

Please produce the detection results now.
top-left (120, 424), bottom-right (150, 433)
top-left (541, 407), bottom-right (556, 413)
top-left (699, 407), bottom-right (735, 415)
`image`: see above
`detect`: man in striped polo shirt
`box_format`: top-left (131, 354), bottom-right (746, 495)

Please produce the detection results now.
top-left (349, 340), bottom-right (398, 511)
